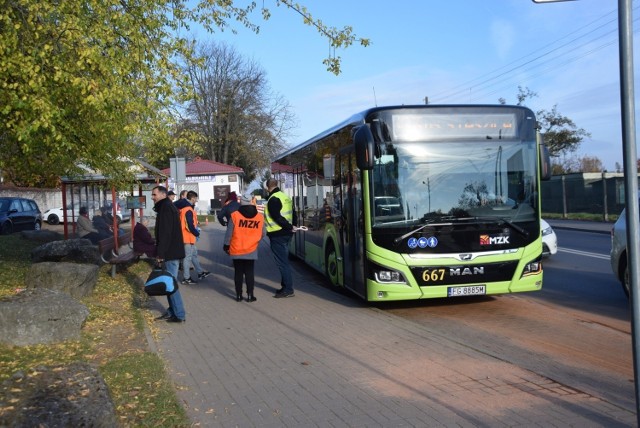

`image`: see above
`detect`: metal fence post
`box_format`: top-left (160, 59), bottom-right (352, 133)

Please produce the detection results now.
top-left (561, 175), bottom-right (567, 218)
top-left (603, 172), bottom-right (609, 222)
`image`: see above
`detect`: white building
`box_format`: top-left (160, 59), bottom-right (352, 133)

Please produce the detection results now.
top-left (162, 157), bottom-right (244, 215)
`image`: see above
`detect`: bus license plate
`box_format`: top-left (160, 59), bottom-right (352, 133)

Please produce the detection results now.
top-left (447, 285), bottom-right (486, 297)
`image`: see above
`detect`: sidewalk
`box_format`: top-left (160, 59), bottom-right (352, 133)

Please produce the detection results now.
top-left (148, 223), bottom-right (634, 427)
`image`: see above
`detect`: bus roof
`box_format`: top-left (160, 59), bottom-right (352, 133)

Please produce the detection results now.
top-left (274, 104), bottom-right (533, 162)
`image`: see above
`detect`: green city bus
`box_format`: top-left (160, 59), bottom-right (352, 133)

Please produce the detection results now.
top-left (271, 105), bottom-right (551, 301)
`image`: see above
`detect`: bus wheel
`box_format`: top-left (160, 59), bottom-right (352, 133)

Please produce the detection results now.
top-left (325, 243), bottom-right (339, 287)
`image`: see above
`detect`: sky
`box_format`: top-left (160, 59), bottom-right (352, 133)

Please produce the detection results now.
top-left (190, 0), bottom-right (631, 172)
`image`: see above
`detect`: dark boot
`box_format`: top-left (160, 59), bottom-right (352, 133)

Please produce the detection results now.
top-left (246, 295), bottom-right (257, 302)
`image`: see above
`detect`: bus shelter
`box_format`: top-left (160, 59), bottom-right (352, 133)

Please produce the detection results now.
top-left (60, 160), bottom-right (167, 243)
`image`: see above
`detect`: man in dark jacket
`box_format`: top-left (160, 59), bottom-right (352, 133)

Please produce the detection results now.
top-left (151, 185), bottom-right (187, 323)
top-left (174, 189), bottom-right (189, 210)
top-left (217, 191), bottom-right (240, 226)
top-left (92, 209), bottom-right (111, 239)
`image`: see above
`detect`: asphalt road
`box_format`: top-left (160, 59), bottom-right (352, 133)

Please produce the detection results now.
top-left (381, 228), bottom-right (634, 413)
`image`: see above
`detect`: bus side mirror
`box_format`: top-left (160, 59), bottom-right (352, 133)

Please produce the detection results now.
top-left (354, 125), bottom-right (375, 170)
top-left (540, 144), bottom-right (551, 181)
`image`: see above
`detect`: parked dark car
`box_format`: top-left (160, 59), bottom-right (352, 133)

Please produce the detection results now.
top-left (0, 197), bottom-right (42, 235)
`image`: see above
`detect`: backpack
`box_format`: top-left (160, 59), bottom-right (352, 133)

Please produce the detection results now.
top-left (144, 264), bottom-right (179, 296)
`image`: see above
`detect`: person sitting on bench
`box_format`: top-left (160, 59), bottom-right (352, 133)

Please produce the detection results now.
top-left (133, 216), bottom-right (156, 258)
top-left (77, 206), bottom-right (103, 244)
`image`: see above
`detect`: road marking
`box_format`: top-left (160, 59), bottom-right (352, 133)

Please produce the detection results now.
top-left (558, 247), bottom-right (610, 260)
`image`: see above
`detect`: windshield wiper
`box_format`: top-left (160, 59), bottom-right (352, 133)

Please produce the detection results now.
top-left (393, 216), bottom-right (457, 245)
top-left (393, 215), bottom-right (529, 245)
top-left (466, 216), bottom-right (529, 237)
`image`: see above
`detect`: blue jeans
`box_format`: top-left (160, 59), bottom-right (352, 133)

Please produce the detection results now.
top-left (269, 234), bottom-right (293, 293)
top-left (164, 259), bottom-right (186, 320)
top-left (182, 244), bottom-right (203, 280)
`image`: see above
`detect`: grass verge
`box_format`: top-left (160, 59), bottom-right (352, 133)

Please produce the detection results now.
top-left (0, 234), bottom-right (189, 427)
top-left (542, 212), bottom-right (618, 222)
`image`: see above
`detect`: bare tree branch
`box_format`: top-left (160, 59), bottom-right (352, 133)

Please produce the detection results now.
top-left (182, 41), bottom-right (295, 181)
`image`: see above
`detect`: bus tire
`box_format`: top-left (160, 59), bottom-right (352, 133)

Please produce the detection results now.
top-left (325, 242), bottom-right (339, 287)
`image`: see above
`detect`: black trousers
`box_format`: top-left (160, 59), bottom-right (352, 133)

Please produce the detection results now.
top-left (233, 259), bottom-right (255, 296)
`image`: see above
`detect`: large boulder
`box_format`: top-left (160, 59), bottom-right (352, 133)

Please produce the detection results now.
top-left (31, 238), bottom-right (100, 264)
top-left (21, 229), bottom-right (63, 243)
top-left (0, 288), bottom-right (89, 346)
top-left (0, 362), bottom-right (118, 428)
top-left (25, 262), bottom-right (99, 298)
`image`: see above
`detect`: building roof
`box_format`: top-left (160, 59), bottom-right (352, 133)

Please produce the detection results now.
top-left (161, 157), bottom-right (244, 176)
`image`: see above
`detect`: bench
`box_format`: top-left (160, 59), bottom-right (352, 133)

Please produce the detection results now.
top-left (97, 232), bottom-right (141, 278)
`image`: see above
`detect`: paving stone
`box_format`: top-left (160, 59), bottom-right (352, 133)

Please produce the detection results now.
top-left (150, 224), bottom-right (637, 427)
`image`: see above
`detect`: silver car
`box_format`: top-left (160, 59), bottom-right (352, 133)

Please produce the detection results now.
top-left (611, 209), bottom-right (630, 297)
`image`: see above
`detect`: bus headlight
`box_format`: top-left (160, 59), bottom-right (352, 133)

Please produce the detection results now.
top-left (369, 261), bottom-right (407, 284)
top-left (521, 257), bottom-right (542, 277)
top-left (374, 269), bottom-right (406, 283)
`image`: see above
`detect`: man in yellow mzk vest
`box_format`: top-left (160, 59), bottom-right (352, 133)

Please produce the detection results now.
top-left (264, 178), bottom-right (296, 298)
top-left (223, 195), bottom-right (266, 302)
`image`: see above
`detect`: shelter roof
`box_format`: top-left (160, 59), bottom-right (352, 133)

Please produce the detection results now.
top-left (271, 162), bottom-right (296, 173)
top-left (61, 159), bottom-right (166, 184)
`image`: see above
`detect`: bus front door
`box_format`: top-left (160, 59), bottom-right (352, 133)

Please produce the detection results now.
top-left (293, 168), bottom-right (305, 259)
top-left (341, 158), bottom-right (367, 299)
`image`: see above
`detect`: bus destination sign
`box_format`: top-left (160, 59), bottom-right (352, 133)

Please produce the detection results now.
top-left (392, 113), bottom-right (518, 141)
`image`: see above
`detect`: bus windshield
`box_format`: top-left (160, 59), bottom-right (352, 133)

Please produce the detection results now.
top-left (370, 139), bottom-right (538, 227)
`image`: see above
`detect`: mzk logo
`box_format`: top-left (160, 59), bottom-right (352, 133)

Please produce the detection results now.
top-left (239, 219), bottom-right (261, 229)
top-left (479, 234), bottom-right (510, 246)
